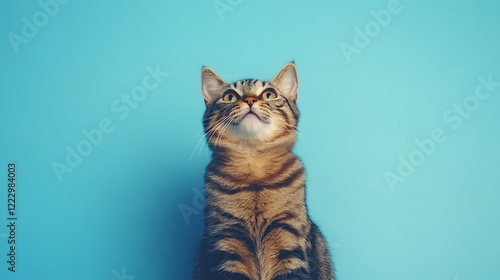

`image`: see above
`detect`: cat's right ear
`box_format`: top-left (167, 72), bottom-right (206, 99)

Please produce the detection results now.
top-left (201, 67), bottom-right (226, 105)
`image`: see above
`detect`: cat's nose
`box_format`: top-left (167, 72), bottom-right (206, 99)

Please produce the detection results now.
top-left (244, 96), bottom-right (258, 106)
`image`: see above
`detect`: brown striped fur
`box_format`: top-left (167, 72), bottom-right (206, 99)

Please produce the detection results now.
top-left (194, 63), bottom-right (334, 280)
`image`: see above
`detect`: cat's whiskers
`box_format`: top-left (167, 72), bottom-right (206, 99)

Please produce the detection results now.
top-left (192, 113), bottom-right (220, 140)
top-left (189, 115), bottom-right (231, 160)
top-left (206, 116), bottom-right (233, 151)
top-left (190, 126), bottom-right (209, 155)
top-left (188, 114), bottom-right (221, 159)
top-left (205, 116), bottom-right (231, 145)
top-left (214, 117), bottom-right (234, 150)
top-left (189, 133), bottom-right (207, 161)
top-left (202, 113), bottom-right (221, 122)
top-left (193, 113), bottom-right (220, 137)
top-left (211, 117), bottom-right (232, 149)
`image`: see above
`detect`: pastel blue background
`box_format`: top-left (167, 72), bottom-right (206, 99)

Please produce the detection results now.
top-left (1, 0), bottom-right (499, 279)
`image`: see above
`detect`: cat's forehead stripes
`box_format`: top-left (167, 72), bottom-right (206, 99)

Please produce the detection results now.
top-left (230, 79), bottom-right (269, 97)
top-left (232, 79), bottom-right (258, 87)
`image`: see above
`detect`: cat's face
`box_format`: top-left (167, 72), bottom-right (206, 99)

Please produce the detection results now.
top-left (201, 63), bottom-right (300, 149)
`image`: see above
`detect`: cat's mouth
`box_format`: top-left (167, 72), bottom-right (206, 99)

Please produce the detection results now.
top-left (230, 108), bottom-right (274, 139)
top-left (244, 111), bottom-right (261, 120)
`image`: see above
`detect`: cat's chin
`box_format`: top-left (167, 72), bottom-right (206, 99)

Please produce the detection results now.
top-left (230, 114), bottom-right (275, 141)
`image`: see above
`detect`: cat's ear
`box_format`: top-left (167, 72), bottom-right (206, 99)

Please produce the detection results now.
top-left (201, 67), bottom-right (226, 105)
top-left (270, 62), bottom-right (298, 101)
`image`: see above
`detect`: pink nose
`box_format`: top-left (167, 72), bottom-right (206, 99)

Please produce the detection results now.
top-left (244, 96), bottom-right (258, 105)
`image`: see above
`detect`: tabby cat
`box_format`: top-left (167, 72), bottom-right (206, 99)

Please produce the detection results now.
top-left (194, 62), bottom-right (334, 280)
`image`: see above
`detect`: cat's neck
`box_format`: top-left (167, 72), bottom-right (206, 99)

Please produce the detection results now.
top-left (210, 144), bottom-right (298, 182)
top-left (211, 141), bottom-right (294, 162)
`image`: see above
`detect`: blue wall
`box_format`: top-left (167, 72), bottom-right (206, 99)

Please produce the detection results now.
top-left (1, 0), bottom-right (499, 279)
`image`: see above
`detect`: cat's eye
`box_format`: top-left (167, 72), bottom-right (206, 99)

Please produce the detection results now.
top-left (262, 91), bottom-right (278, 100)
top-left (222, 92), bottom-right (239, 103)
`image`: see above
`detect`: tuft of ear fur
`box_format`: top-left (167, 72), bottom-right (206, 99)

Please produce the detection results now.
top-left (201, 67), bottom-right (226, 105)
top-left (271, 62), bottom-right (299, 101)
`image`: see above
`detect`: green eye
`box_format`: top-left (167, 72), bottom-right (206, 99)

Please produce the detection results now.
top-left (222, 92), bottom-right (238, 103)
top-left (262, 91), bottom-right (278, 100)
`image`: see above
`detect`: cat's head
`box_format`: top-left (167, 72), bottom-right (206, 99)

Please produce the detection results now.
top-left (201, 62), bottom-right (299, 150)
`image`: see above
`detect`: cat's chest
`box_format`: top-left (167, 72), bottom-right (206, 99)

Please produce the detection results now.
top-left (209, 153), bottom-right (305, 235)
top-left (225, 159), bottom-right (278, 182)
top-left (226, 194), bottom-right (260, 242)
top-left (222, 187), bottom-right (299, 238)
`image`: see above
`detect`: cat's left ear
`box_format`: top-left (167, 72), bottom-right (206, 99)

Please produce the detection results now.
top-left (270, 62), bottom-right (299, 101)
top-left (201, 67), bottom-right (226, 105)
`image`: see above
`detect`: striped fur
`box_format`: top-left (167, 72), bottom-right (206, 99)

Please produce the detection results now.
top-left (194, 63), bottom-right (334, 280)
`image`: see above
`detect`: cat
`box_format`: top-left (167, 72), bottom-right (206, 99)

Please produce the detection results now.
top-left (194, 62), bottom-right (334, 280)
